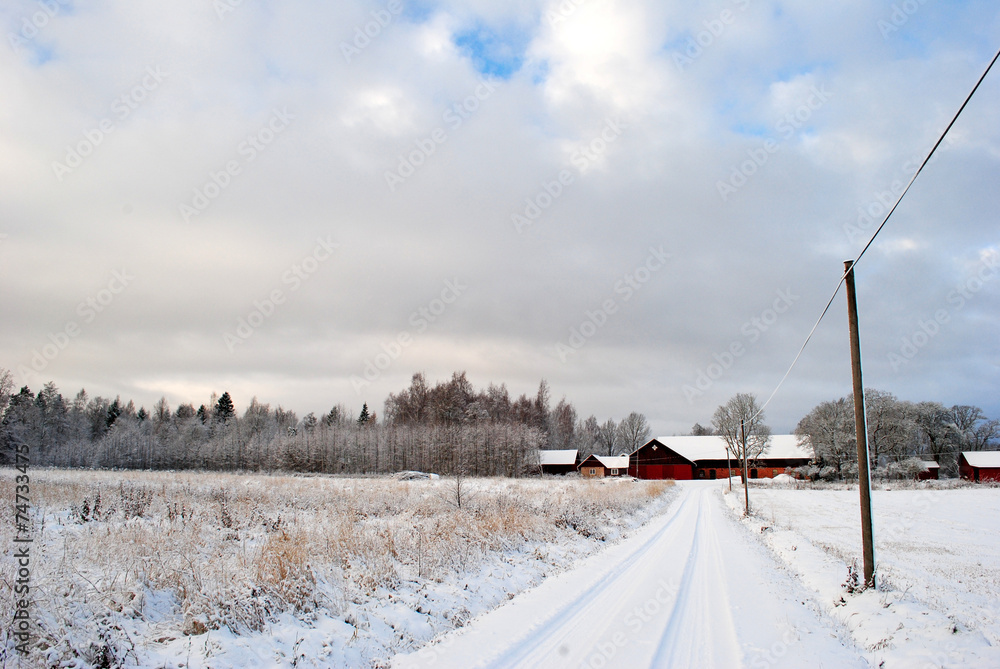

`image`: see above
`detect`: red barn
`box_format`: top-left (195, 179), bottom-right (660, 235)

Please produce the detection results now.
top-left (959, 451), bottom-right (1000, 483)
top-left (628, 439), bottom-right (697, 479)
top-left (628, 436), bottom-right (812, 480)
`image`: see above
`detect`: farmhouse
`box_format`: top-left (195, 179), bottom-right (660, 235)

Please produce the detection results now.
top-left (959, 451), bottom-right (1000, 483)
top-left (628, 435), bottom-right (812, 480)
top-left (537, 449), bottom-right (579, 475)
top-left (578, 454), bottom-right (629, 478)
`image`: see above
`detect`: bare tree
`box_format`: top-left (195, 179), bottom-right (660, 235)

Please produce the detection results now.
top-left (690, 422), bottom-right (714, 436)
top-left (865, 389), bottom-right (918, 467)
top-left (795, 397), bottom-right (855, 474)
top-left (595, 419), bottom-right (618, 456)
top-left (713, 393), bottom-right (771, 515)
top-left (0, 368), bottom-right (13, 423)
top-left (616, 412), bottom-right (650, 455)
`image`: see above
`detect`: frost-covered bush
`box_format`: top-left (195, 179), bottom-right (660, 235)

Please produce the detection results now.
top-left (0, 469), bottom-right (676, 668)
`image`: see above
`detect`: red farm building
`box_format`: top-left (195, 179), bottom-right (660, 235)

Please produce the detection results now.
top-left (628, 435), bottom-right (812, 481)
top-left (537, 449), bottom-right (579, 475)
top-left (577, 454), bottom-right (629, 478)
top-left (959, 451), bottom-right (1000, 483)
top-left (916, 460), bottom-right (940, 481)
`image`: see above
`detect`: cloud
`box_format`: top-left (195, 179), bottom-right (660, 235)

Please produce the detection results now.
top-left (2, 0), bottom-right (999, 434)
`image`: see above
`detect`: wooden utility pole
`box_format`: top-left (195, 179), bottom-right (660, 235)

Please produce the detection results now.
top-left (844, 260), bottom-right (876, 588)
top-left (740, 418), bottom-right (750, 515)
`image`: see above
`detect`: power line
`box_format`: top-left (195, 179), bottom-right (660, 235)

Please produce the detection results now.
top-left (755, 46), bottom-right (1000, 420)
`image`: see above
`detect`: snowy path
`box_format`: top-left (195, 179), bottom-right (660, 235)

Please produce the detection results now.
top-left (393, 482), bottom-right (866, 668)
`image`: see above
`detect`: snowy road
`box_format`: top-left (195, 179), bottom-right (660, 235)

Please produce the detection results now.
top-left (393, 482), bottom-right (866, 668)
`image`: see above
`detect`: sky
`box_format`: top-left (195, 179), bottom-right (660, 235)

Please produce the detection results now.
top-left (2, 0), bottom-right (999, 436)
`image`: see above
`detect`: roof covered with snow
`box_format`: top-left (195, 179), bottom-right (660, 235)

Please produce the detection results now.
top-left (961, 451), bottom-right (1000, 469)
top-left (538, 449), bottom-right (578, 466)
top-left (641, 435), bottom-right (813, 463)
top-left (594, 455), bottom-right (629, 470)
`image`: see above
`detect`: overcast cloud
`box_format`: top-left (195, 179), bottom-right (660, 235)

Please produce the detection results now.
top-left (2, 0), bottom-right (999, 434)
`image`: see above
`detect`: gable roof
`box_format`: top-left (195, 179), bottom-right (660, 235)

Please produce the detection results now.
top-left (538, 449), bottom-right (578, 466)
top-left (638, 435), bottom-right (813, 463)
top-left (961, 451), bottom-right (1000, 469)
top-left (577, 454), bottom-right (629, 470)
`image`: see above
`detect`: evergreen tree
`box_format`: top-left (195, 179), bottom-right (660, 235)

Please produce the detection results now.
top-left (323, 406), bottom-right (342, 426)
top-left (215, 392), bottom-right (236, 422)
top-left (357, 403), bottom-right (371, 426)
top-left (106, 397), bottom-right (122, 429)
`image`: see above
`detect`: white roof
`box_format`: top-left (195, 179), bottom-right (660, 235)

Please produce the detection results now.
top-left (962, 451), bottom-right (1000, 468)
top-left (594, 455), bottom-right (629, 470)
top-left (538, 449), bottom-right (578, 466)
top-left (643, 435), bottom-right (813, 462)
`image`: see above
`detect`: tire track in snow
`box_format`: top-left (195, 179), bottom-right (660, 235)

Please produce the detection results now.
top-left (482, 489), bottom-right (698, 668)
top-left (651, 487), bottom-right (742, 667)
top-left (393, 483), bottom-right (869, 669)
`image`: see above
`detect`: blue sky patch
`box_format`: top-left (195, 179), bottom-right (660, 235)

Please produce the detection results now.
top-left (453, 22), bottom-right (530, 79)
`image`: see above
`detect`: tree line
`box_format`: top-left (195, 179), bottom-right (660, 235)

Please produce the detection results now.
top-left (693, 389), bottom-right (999, 480)
top-left (794, 390), bottom-right (998, 478)
top-left (0, 369), bottom-right (650, 475)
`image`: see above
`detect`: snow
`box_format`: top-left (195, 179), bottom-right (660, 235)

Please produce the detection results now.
top-left (962, 450), bottom-right (1000, 468)
top-left (392, 483), bottom-right (867, 668)
top-left (736, 484), bottom-right (1000, 667)
top-left (646, 434), bottom-right (813, 461)
top-left (0, 469), bottom-right (677, 668)
top-left (537, 450), bottom-right (578, 466)
top-left (11, 470), bottom-right (999, 668)
top-left (591, 455), bottom-right (629, 470)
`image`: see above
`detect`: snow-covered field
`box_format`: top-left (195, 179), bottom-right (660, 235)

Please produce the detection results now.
top-left (0, 469), bottom-right (676, 668)
top-left (6, 470), bottom-right (999, 668)
top-left (737, 480), bottom-right (1000, 667)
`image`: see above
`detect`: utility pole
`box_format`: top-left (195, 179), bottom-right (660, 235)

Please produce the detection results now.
top-left (740, 418), bottom-right (750, 516)
top-left (844, 260), bottom-right (876, 588)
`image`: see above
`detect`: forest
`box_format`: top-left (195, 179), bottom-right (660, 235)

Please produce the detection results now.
top-left (0, 369), bottom-right (650, 476)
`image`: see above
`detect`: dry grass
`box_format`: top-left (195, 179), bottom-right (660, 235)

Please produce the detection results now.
top-left (0, 469), bottom-right (675, 667)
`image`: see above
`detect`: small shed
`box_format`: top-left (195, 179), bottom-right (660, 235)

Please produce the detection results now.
top-left (578, 454), bottom-right (629, 478)
top-left (538, 449), bottom-right (579, 475)
top-left (959, 451), bottom-right (1000, 483)
top-left (916, 460), bottom-right (940, 481)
